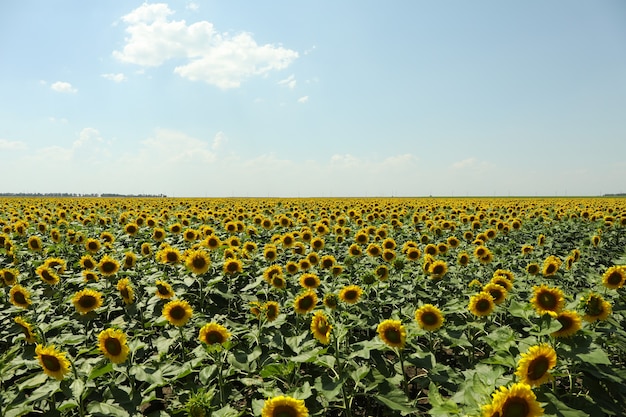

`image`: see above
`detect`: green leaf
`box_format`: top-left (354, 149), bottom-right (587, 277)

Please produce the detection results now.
top-left (540, 392), bottom-right (590, 417)
top-left (71, 378), bottom-right (85, 400)
top-left (314, 373), bottom-right (343, 401)
top-left (260, 362), bottom-right (294, 379)
top-left (373, 381), bottom-right (416, 413)
top-left (291, 381), bottom-right (313, 400)
top-left (576, 346), bottom-right (611, 365)
top-left (89, 362), bottom-right (113, 380)
top-left (17, 372), bottom-right (48, 390)
top-left (428, 381), bottom-right (461, 416)
top-left (87, 401), bottom-right (130, 417)
top-left (199, 364), bottom-right (218, 384)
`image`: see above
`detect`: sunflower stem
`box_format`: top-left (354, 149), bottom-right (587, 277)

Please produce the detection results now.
top-left (70, 361), bottom-right (85, 417)
top-left (215, 349), bottom-right (226, 407)
top-left (334, 335), bottom-right (353, 417)
top-left (179, 326), bottom-right (186, 363)
top-left (399, 349), bottom-right (410, 399)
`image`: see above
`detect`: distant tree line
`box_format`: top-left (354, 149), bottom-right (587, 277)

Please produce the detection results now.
top-left (0, 192), bottom-right (167, 198)
top-left (603, 193), bottom-right (626, 197)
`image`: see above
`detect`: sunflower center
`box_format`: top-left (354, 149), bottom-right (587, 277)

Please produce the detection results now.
top-left (272, 277), bottom-right (285, 287)
top-left (586, 297), bottom-right (603, 316)
top-left (273, 405), bottom-right (297, 417)
top-left (476, 299), bottom-right (491, 312)
top-left (206, 331), bottom-right (223, 344)
top-left (545, 264), bottom-right (556, 274)
top-left (304, 278), bottom-right (317, 287)
top-left (101, 262), bottom-right (116, 273)
top-left (432, 265), bottom-right (444, 275)
top-left (344, 290), bottom-right (358, 301)
top-left (557, 315), bottom-right (572, 330)
top-left (104, 337), bottom-right (122, 356)
top-left (192, 257), bottom-right (207, 269)
top-left (157, 284), bottom-right (170, 295)
top-left (527, 356), bottom-right (550, 380)
top-left (501, 396), bottom-right (529, 417)
top-left (166, 252), bottom-right (179, 263)
top-left (490, 289), bottom-right (503, 301)
top-left (607, 272), bottom-right (622, 285)
top-left (298, 296), bottom-right (314, 310)
top-left (266, 307), bottom-right (278, 319)
top-left (41, 270), bottom-right (54, 281)
top-left (120, 288), bottom-right (130, 299)
top-left (422, 312), bottom-right (438, 326)
top-left (79, 295), bottom-right (97, 308)
top-left (227, 262), bottom-right (239, 272)
top-left (538, 292), bottom-right (556, 309)
top-left (88, 242), bottom-right (98, 250)
top-left (41, 354), bottom-right (61, 372)
top-left (384, 328), bottom-right (401, 344)
top-left (14, 292), bottom-right (27, 304)
top-left (171, 306), bottom-right (186, 320)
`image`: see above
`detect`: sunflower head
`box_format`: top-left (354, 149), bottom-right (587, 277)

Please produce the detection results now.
top-left (530, 284), bottom-right (565, 316)
top-left (36, 344), bottom-right (71, 380)
top-left (551, 310), bottom-right (582, 338)
top-left (199, 323), bottom-right (230, 347)
top-left (310, 311), bottom-right (332, 345)
top-left (299, 273), bottom-right (320, 290)
top-left (185, 249), bottom-right (211, 275)
top-left (339, 285), bottom-right (363, 304)
top-left (2, 268), bottom-right (19, 286)
top-left (483, 283), bottom-right (508, 305)
top-left (483, 382), bottom-right (543, 417)
top-left (36, 265), bottom-right (60, 285)
top-left (602, 266), bottom-right (625, 290)
top-left (515, 343), bottom-right (557, 386)
top-left (155, 280), bottom-right (175, 299)
top-left (10, 284), bottom-right (32, 308)
top-left (117, 278), bottom-right (135, 305)
top-left (163, 299), bottom-right (193, 326)
top-left (264, 301), bottom-right (280, 322)
top-left (98, 328), bottom-right (130, 364)
top-left (428, 260), bottom-right (448, 280)
top-left (261, 395), bottom-right (309, 417)
top-left (323, 293), bottom-right (338, 310)
top-left (72, 289), bottom-right (103, 315)
top-left (377, 319), bottom-right (406, 349)
top-left (294, 291), bottom-right (318, 315)
top-left (223, 258), bottom-right (243, 275)
top-left (15, 316), bottom-right (37, 343)
top-left (469, 292), bottom-right (495, 317)
top-left (415, 304), bottom-right (444, 332)
top-left (98, 254), bottom-right (120, 276)
top-left (582, 293), bottom-right (612, 322)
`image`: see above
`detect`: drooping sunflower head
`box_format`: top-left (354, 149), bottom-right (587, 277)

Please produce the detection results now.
top-left (163, 299), bottom-right (193, 326)
top-left (582, 293), bottom-right (612, 322)
top-left (35, 344), bottom-right (71, 380)
top-left (377, 319), bottom-right (406, 350)
top-left (98, 328), bottom-right (130, 364)
top-left (82, 270), bottom-right (99, 283)
top-left (264, 301), bottom-right (280, 322)
top-left (116, 278), bottom-right (135, 305)
top-left (261, 395), bottom-right (309, 417)
top-left (72, 289), bottom-right (103, 315)
top-left (199, 322), bottom-right (230, 346)
top-left (339, 285), bottom-right (363, 304)
top-left (551, 310), bottom-right (582, 338)
top-left (294, 291), bottom-right (318, 315)
top-left (530, 284), bottom-right (565, 316)
top-left (602, 266), bottom-right (626, 290)
top-left (36, 265), bottom-right (60, 285)
top-left (15, 316), bottom-right (37, 343)
top-left (515, 343), bottom-right (557, 386)
top-left (310, 311), bottom-right (332, 345)
top-left (468, 292), bottom-right (495, 317)
top-left (415, 304), bottom-right (444, 332)
top-left (542, 255), bottom-right (562, 277)
top-left (98, 254), bottom-right (120, 276)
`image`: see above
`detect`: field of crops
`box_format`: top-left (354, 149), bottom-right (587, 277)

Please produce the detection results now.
top-left (1, 197), bottom-right (625, 417)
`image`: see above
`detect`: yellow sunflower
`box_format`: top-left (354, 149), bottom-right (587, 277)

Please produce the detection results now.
top-left (294, 291), bottom-right (318, 315)
top-left (98, 328), bottom-right (130, 364)
top-left (261, 395), bottom-right (309, 417)
top-left (457, 252), bottom-right (470, 266)
top-left (271, 275), bottom-right (287, 290)
top-left (223, 258), bottom-right (243, 275)
top-left (117, 278), bottom-right (135, 305)
top-left (155, 280), bottom-right (175, 299)
top-left (159, 246), bottom-right (182, 265)
top-left (82, 270), bottom-right (99, 283)
top-left (299, 273), bottom-right (320, 290)
top-left (310, 311), bottom-right (332, 345)
top-left (530, 285), bottom-right (564, 316)
top-left (36, 344), bottom-right (71, 380)
top-left (366, 243), bottom-right (382, 257)
top-left (542, 255), bottom-right (561, 277)
top-left (285, 261), bottom-right (299, 275)
top-left (468, 292), bottom-right (495, 317)
top-left (602, 265), bottom-right (626, 290)
top-left (320, 255), bottom-right (336, 269)
top-left (483, 283), bottom-right (508, 305)
top-left (85, 238), bottom-right (101, 254)
top-left (339, 285), bottom-right (363, 304)
top-left (199, 323), bottom-right (230, 346)
top-left (264, 301), bottom-right (280, 322)
top-left (582, 293), bottom-right (612, 322)
top-left (185, 249), bottom-right (211, 275)
top-left (123, 252), bottom-right (137, 269)
top-left (482, 382), bottom-right (543, 417)
top-left (377, 319), bottom-right (406, 349)
top-left (323, 293), bottom-right (338, 310)
top-left (163, 299), bottom-right (193, 326)
top-left (515, 343), bottom-right (557, 386)
top-left (36, 265), bottom-right (60, 285)
top-left (152, 227), bottom-right (166, 242)
top-left (415, 304), bottom-right (444, 331)
top-left (1, 268), bottom-right (19, 286)
top-left (551, 310), bottom-right (582, 338)
top-left (98, 254), bottom-right (120, 276)
top-left (72, 289), bottom-right (103, 315)
top-left (428, 260), bottom-right (448, 280)
top-left (15, 316), bottom-right (37, 343)
top-left (79, 254), bottom-right (97, 270)
top-left (375, 264), bottom-right (389, 281)
top-left (9, 284), bottom-right (32, 309)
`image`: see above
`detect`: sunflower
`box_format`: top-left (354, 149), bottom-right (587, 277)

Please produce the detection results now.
top-left (406, 247), bottom-right (421, 261)
top-left (482, 382), bottom-right (543, 417)
top-left (152, 227), bottom-right (166, 242)
top-left (530, 285), bottom-right (564, 316)
top-left (526, 263), bottom-right (540, 276)
top-left (223, 258), bottom-right (243, 275)
top-left (300, 273), bottom-right (320, 290)
top-left (285, 261), bottom-right (299, 275)
top-left (537, 234), bottom-right (546, 246)
top-left (141, 242), bottom-right (152, 256)
top-left (377, 319), bottom-right (406, 349)
top-left (310, 311), bottom-right (332, 344)
top-left (264, 244), bottom-right (278, 262)
top-left (339, 285), bottom-right (363, 304)
top-left (155, 280), bottom-right (175, 299)
top-left (582, 293), bottom-right (612, 322)
top-left (159, 246), bottom-right (182, 265)
top-left (415, 304), bottom-right (444, 331)
top-left (493, 269), bottom-right (515, 282)
top-left (294, 291), bottom-right (318, 315)
top-left (36, 344), bottom-right (71, 380)
top-left (80, 254), bottom-right (97, 270)
top-left (35, 265), bottom-right (60, 285)
top-left (468, 292), bottom-right (495, 317)
top-left (261, 395), bottom-right (309, 417)
top-left (424, 244), bottom-right (438, 257)
top-left (271, 275), bottom-right (287, 290)
top-left (163, 299), bottom-right (193, 326)
top-left (542, 255), bottom-right (561, 277)
top-left (331, 264), bottom-right (344, 276)
top-left (366, 243), bottom-right (382, 257)
top-left (264, 301), bottom-right (280, 321)
top-left (82, 270), bottom-right (99, 283)
top-left (515, 343), bottom-right (557, 386)
top-left (98, 328), bottom-right (130, 364)
top-left (27, 236), bottom-right (43, 251)
top-left (382, 249), bottom-right (396, 262)
top-left (458, 252), bottom-right (470, 266)
top-left (428, 260), bottom-right (448, 280)
top-left (602, 265), bottom-right (626, 290)
top-left (123, 252), bottom-right (137, 269)
top-left (199, 323), bottom-right (230, 346)
top-left (170, 223), bottom-right (182, 234)
top-left (85, 238), bottom-right (101, 254)
top-left (324, 293), bottom-right (338, 310)
top-left (483, 283), bottom-right (508, 305)
top-left (117, 278), bottom-right (135, 305)
top-left (10, 284), bottom-right (32, 308)
top-left (98, 254), bottom-right (120, 276)
top-left (521, 245), bottom-right (534, 255)
top-left (2, 268), bottom-right (19, 286)
top-left (320, 255), bottom-right (336, 269)
top-left (551, 310), bottom-right (582, 338)
top-left (15, 316), bottom-right (37, 343)
top-left (72, 289), bottom-right (103, 315)
top-left (124, 222), bottom-right (139, 236)
top-left (375, 264), bottom-right (389, 281)
top-left (185, 249), bottom-right (211, 275)
top-left (307, 252), bottom-right (320, 266)
top-left (100, 231), bottom-right (115, 245)
top-left (298, 258), bottom-right (312, 271)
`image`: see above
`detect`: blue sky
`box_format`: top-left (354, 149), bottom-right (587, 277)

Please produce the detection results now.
top-left (1, 1), bottom-right (625, 197)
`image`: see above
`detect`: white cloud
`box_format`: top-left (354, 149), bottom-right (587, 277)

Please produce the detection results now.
top-left (50, 81), bottom-right (77, 94)
top-left (113, 3), bottom-right (298, 89)
top-left (212, 131), bottom-right (227, 150)
top-left (278, 74), bottom-right (296, 89)
top-left (140, 128), bottom-right (216, 163)
top-left (101, 73), bottom-right (127, 82)
top-left (73, 128), bottom-right (103, 148)
top-left (186, 2), bottom-right (199, 11)
top-left (297, 95), bottom-right (309, 104)
top-left (0, 139), bottom-right (27, 151)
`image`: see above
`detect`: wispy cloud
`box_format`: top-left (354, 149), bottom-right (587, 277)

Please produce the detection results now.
top-left (297, 95), bottom-right (309, 104)
top-left (0, 138), bottom-right (27, 151)
top-left (101, 73), bottom-right (127, 83)
top-left (50, 81), bottom-right (77, 93)
top-left (278, 74), bottom-right (296, 89)
top-left (113, 3), bottom-right (298, 89)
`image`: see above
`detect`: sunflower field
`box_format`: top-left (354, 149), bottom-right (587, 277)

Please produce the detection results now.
top-left (1, 197), bottom-right (625, 417)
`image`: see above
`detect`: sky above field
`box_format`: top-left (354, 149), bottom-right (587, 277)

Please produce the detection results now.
top-left (1, 1), bottom-right (625, 197)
